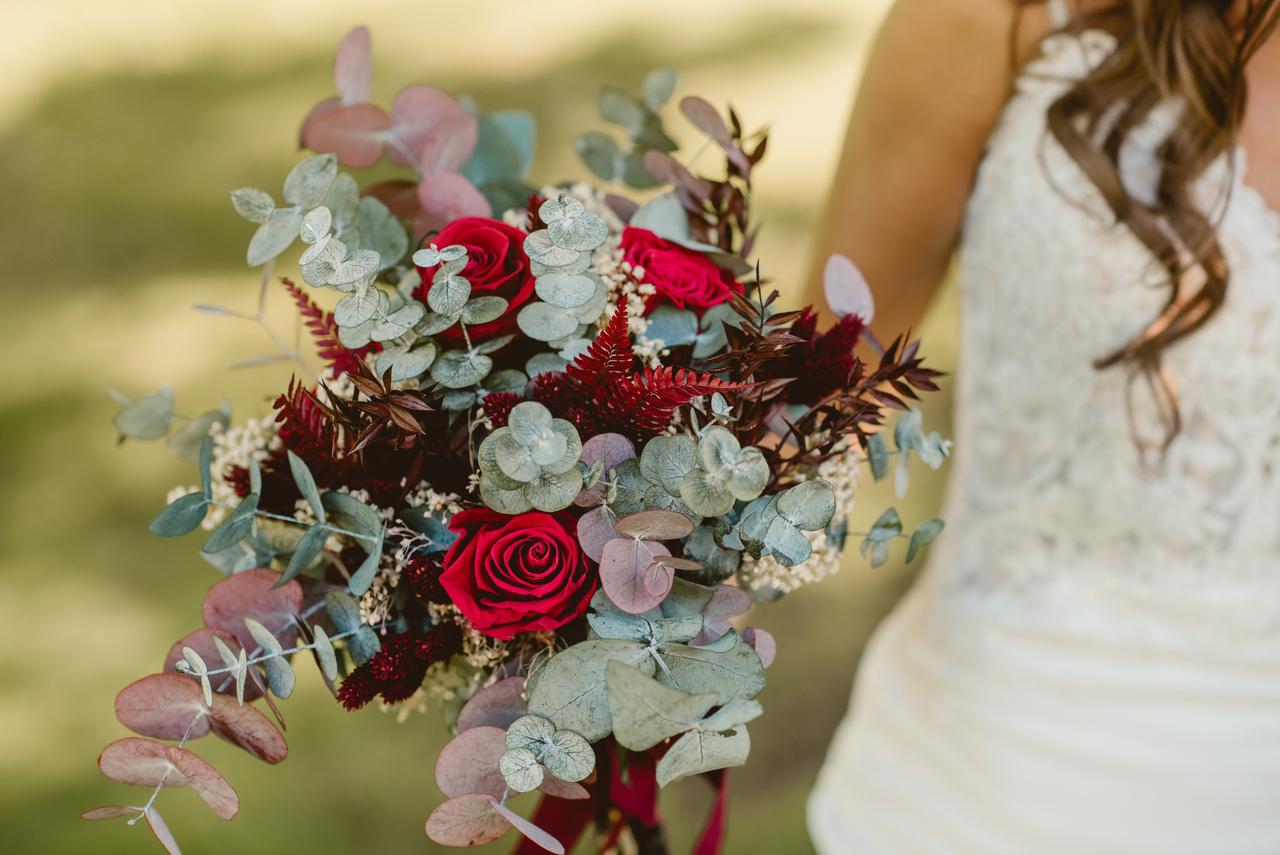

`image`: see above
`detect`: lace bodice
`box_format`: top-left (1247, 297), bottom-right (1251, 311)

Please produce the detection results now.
top-left (943, 29), bottom-right (1280, 635)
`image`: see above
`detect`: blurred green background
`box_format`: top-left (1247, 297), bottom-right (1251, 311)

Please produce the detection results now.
top-left (0, 0), bottom-right (957, 851)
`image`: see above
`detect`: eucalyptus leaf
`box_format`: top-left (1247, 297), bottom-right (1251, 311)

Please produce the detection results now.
top-left (526, 639), bottom-right (656, 741)
top-left (320, 491), bottom-right (382, 538)
top-left (114, 390), bottom-right (174, 440)
top-left (278, 523), bottom-right (329, 587)
top-left (656, 726), bottom-right (750, 788)
top-left (498, 747), bottom-right (544, 793)
top-left (230, 187), bottom-right (274, 224)
top-left (605, 660), bottom-right (716, 751)
top-left (166, 408), bottom-right (229, 463)
top-left (428, 275), bottom-right (472, 316)
top-left (643, 306), bottom-right (698, 348)
top-left (149, 493), bottom-right (208, 537)
top-left (247, 206), bottom-right (302, 266)
top-left (642, 67), bottom-right (678, 109)
top-left (311, 625), bottom-right (338, 682)
top-left (347, 523), bottom-right (385, 596)
top-left (202, 493), bottom-right (259, 554)
top-left (334, 287), bottom-right (381, 328)
top-left (459, 296), bottom-right (508, 325)
top-left (370, 302), bottom-right (426, 342)
top-left (657, 631), bottom-right (765, 703)
top-left (431, 349), bottom-right (493, 389)
top-left (906, 517), bottom-right (945, 563)
top-left (776, 479), bottom-right (836, 531)
top-left (517, 302), bottom-right (579, 342)
top-left (355, 196), bottom-right (407, 271)
top-left (287, 451), bottom-right (326, 524)
top-left (574, 131), bottom-right (621, 181)
top-left (541, 730), bottom-right (594, 783)
top-left (283, 154), bottom-right (338, 209)
top-left (535, 273), bottom-right (597, 309)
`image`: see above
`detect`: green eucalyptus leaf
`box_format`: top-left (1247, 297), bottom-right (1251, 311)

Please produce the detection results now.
top-left (866, 433), bottom-right (891, 481)
top-left (243, 617), bottom-right (296, 699)
top-left (347, 523), bottom-right (385, 596)
top-left (114, 389), bottom-right (174, 440)
top-left (683, 525), bottom-right (740, 584)
top-left (479, 476), bottom-right (535, 515)
top-left (574, 131), bottom-right (621, 181)
top-left (283, 154), bottom-right (338, 209)
top-left (776, 479), bottom-right (836, 531)
top-left (287, 450), bottom-right (326, 524)
top-left (428, 274), bottom-right (472, 316)
top-left (762, 516), bottom-right (811, 566)
top-left (370, 302), bottom-right (426, 343)
top-left (279, 523), bottom-right (329, 587)
top-left (320, 491), bottom-right (382, 539)
top-left (643, 306), bottom-right (698, 348)
top-left (656, 726), bottom-right (750, 788)
top-left (605, 660), bottom-right (715, 751)
top-left (517, 302), bottom-right (579, 342)
top-left (526, 353), bottom-right (567, 377)
top-left (247, 207), bottom-right (303, 266)
top-left (431, 349), bottom-right (493, 389)
top-left (639, 435), bottom-right (697, 496)
top-left (334, 288), bottom-right (381, 328)
top-left (541, 730), bottom-right (594, 783)
top-left (526, 639), bottom-right (655, 741)
top-left (167, 408), bottom-right (229, 463)
top-left (355, 196), bottom-right (407, 271)
top-left (202, 492), bottom-right (259, 554)
top-left (149, 493), bottom-right (208, 537)
top-left (498, 747), bottom-right (544, 793)
top-left (506, 714), bottom-right (556, 752)
top-left (459, 296), bottom-right (508, 325)
top-left (535, 273), bottom-right (597, 309)
top-left (698, 698), bottom-right (763, 733)
top-left (525, 468), bottom-right (584, 513)
top-left (906, 517), bottom-right (945, 563)
top-left (657, 631), bottom-right (765, 703)
top-left (679, 469), bottom-right (735, 518)
top-left (416, 311), bottom-right (458, 337)
top-left (374, 341), bottom-right (438, 381)
top-left (642, 67), bottom-right (678, 110)
top-left (230, 187), bottom-right (274, 224)
top-left (610, 459), bottom-right (648, 517)
top-left (311, 625), bottom-right (338, 682)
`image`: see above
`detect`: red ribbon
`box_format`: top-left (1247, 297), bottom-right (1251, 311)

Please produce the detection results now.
top-left (512, 744), bottom-right (729, 855)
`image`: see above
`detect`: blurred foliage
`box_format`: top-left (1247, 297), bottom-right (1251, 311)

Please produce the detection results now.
top-left (0, 0), bottom-right (956, 851)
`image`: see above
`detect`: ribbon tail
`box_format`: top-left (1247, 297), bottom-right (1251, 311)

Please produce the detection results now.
top-left (692, 770), bottom-right (730, 855)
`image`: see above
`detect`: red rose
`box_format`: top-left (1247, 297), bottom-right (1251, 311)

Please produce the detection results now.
top-left (440, 508), bottom-right (596, 640)
top-left (621, 226), bottom-right (742, 312)
top-left (413, 217), bottom-right (535, 341)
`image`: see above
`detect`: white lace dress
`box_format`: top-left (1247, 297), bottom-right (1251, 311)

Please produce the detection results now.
top-left (808, 23), bottom-right (1280, 855)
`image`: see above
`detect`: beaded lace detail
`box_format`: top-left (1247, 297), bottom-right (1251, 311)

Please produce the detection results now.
top-left (941, 30), bottom-right (1280, 635)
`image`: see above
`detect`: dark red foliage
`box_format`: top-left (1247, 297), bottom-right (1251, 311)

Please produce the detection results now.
top-left (402, 553), bottom-right (450, 606)
top-left (280, 278), bottom-right (377, 376)
top-left (765, 309), bottom-right (865, 405)
top-left (480, 392), bottom-right (520, 429)
top-left (337, 623), bottom-right (463, 711)
top-left (530, 301), bottom-right (748, 441)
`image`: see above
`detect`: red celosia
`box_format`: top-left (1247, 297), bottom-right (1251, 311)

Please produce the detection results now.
top-left (773, 308), bottom-right (865, 405)
top-left (337, 623), bottom-right (463, 711)
top-left (402, 553), bottom-right (450, 606)
top-left (480, 391), bottom-right (520, 429)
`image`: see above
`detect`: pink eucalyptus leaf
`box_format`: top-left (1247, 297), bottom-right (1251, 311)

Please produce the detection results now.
top-left (600, 538), bottom-right (671, 614)
top-left (489, 797), bottom-right (566, 854)
top-left (364, 178), bottom-right (422, 221)
top-left (643, 559), bottom-right (676, 596)
top-left (299, 96), bottom-right (341, 148)
top-left (303, 103), bottom-right (391, 168)
top-left (333, 26), bottom-right (372, 104)
top-left (457, 676), bottom-right (527, 733)
top-left (418, 110), bottom-right (479, 176)
top-left (680, 96), bottom-right (732, 146)
top-left (742, 627), bottom-right (777, 668)
top-left (114, 673), bottom-right (210, 741)
top-left (614, 510), bottom-right (693, 541)
top-left (387, 85), bottom-right (469, 167)
top-left (145, 808), bottom-right (182, 855)
top-left (80, 805), bottom-right (140, 821)
top-left (165, 746), bottom-right (239, 820)
top-left (576, 506), bottom-right (619, 564)
top-left (425, 793), bottom-right (510, 848)
top-left (576, 433), bottom-right (637, 507)
top-left (98, 737), bottom-right (183, 787)
top-left (539, 777), bottom-right (590, 800)
top-left (693, 584), bottom-right (752, 645)
top-left (435, 725), bottom-right (507, 799)
top-left (206, 692), bottom-right (288, 764)
top-left (415, 171), bottom-right (491, 234)
top-left (823, 253), bottom-right (875, 323)
top-left (201, 567), bottom-right (303, 653)
top-left (163, 627), bottom-right (260, 701)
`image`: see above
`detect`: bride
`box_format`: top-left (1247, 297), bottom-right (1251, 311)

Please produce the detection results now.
top-left (807, 0), bottom-right (1280, 852)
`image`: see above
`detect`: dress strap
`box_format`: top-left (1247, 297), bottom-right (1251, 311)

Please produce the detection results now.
top-left (1048, 0), bottom-right (1071, 27)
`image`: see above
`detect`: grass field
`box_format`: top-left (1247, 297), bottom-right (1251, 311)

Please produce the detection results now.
top-left (0, 2), bottom-right (959, 851)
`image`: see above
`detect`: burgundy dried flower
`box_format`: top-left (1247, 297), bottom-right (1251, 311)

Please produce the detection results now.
top-left (337, 623), bottom-right (462, 711)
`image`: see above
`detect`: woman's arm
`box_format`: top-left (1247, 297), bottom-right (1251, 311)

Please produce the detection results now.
top-left (807, 0), bottom-right (1058, 336)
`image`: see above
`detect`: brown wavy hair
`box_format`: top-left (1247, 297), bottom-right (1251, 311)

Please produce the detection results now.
top-left (1018, 0), bottom-right (1280, 447)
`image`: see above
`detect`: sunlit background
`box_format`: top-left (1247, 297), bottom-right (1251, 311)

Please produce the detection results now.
top-left (0, 0), bottom-right (958, 851)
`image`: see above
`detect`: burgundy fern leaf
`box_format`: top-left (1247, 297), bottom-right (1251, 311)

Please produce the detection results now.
top-left (598, 366), bottom-right (750, 438)
top-left (280, 277), bottom-right (374, 377)
top-left (566, 299), bottom-right (635, 392)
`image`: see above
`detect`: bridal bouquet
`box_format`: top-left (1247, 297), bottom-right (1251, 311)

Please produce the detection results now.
top-left (86, 27), bottom-right (947, 854)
